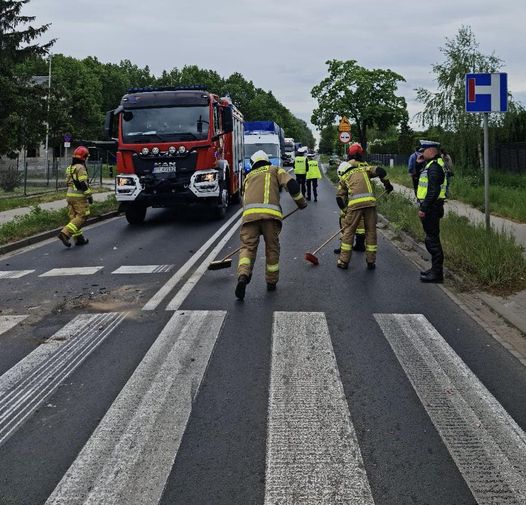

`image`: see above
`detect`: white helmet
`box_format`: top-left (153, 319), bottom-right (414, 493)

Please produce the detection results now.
top-left (337, 161), bottom-right (351, 179)
top-left (250, 150), bottom-right (270, 167)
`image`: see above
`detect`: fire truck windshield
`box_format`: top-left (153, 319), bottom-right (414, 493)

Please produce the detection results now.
top-left (122, 106), bottom-right (210, 143)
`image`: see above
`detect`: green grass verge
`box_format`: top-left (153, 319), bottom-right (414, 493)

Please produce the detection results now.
top-left (386, 165), bottom-right (526, 222)
top-left (0, 195), bottom-right (118, 246)
top-left (376, 191), bottom-right (526, 294)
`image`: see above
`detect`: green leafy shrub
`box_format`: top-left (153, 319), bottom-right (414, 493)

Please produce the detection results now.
top-left (0, 166), bottom-right (21, 192)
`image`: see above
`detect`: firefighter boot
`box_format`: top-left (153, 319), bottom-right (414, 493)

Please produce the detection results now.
top-left (366, 261), bottom-right (376, 270)
top-left (235, 275), bottom-right (249, 300)
top-left (267, 282), bottom-right (277, 292)
top-left (75, 235), bottom-right (89, 246)
top-left (353, 234), bottom-right (366, 252)
top-left (58, 232), bottom-right (71, 248)
top-left (337, 260), bottom-right (348, 270)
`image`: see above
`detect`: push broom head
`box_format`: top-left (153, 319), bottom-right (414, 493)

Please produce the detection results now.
top-left (207, 258), bottom-right (233, 271)
top-left (304, 252), bottom-right (319, 266)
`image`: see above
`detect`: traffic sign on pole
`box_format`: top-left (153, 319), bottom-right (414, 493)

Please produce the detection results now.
top-left (338, 116), bottom-right (352, 132)
top-left (339, 131), bottom-right (351, 144)
top-left (465, 73), bottom-right (507, 113)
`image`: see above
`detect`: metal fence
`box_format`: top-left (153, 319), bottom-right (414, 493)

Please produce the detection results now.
top-left (0, 156), bottom-right (108, 199)
top-left (492, 142), bottom-right (526, 173)
top-left (367, 153), bottom-right (408, 166)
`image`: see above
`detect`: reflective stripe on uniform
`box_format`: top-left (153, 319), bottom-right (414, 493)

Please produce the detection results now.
top-left (356, 228), bottom-right (365, 234)
top-left (264, 173), bottom-right (271, 204)
top-left (239, 257), bottom-right (251, 266)
top-left (341, 242), bottom-right (352, 251)
top-left (348, 196), bottom-right (376, 207)
top-left (66, 192), bottom-right (88, 198)
top-left (266, 263), bottom-right (279, 272)
top-left (366, 244), bottom-right (378, 252)
top-left (66, 223), bottom-right (79, 234)
top-left (292, 192), bottom-right (303, 201)
top-left (244, 203), bottom-right (282, 212)
top-left (243, 208), bottom-right (283, 219)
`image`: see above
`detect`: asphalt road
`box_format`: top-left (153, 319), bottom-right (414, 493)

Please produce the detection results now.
top-left (0, 177), bottom-right (525, 505)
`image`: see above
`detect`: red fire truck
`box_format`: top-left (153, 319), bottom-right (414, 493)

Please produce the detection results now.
top-left (104, 86), bottom-right (244, 223)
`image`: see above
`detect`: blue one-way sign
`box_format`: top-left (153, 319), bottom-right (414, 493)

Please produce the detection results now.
top-left (465, 73), bottom-right (508, 113)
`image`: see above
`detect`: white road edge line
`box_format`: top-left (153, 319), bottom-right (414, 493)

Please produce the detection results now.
top-left (0, 315), bottom-right (28, 336)
top-left (265, 311), bottom-right (375, 505)
top-left (374, 313), bottom-right (526, 505)
top-left (166, 216), bottom-right (241, 311)
top-left (143, 208), bottom-right (242, 311)
top-left (45, 310), bottom-right (226, 505)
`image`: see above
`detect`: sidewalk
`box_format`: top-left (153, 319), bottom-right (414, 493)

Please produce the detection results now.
top-left (0, 191), bottom-right (114, 225)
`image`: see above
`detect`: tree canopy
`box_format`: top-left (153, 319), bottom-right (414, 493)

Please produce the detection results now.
top-left (311, 59), bottom-right (408, 149)
top-left (0, 0), bottom-right (54, 156)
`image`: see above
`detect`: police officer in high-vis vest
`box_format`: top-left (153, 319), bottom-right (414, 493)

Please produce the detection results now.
top-left (306, 156), bottom-right (321, 201)
top-left (58, 146), bottom-right (93, 247)
top-left (293, 148), bottom-right (308, 197)
top-left (417, 141), bottom-right (448, 283)
top-left (236, 150), bottom-right (307, 300)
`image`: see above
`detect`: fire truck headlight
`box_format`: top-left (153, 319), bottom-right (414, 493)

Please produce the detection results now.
top-left (178, 146), bottom-right (186, 154)
top-left (195, 172), bottom-right (217, 183)
top-left (168, 146), bottom-right (177, 155)
top-left (117, 176), bottom-right (136, 187)
top-left (151, 147), bottom-right (160, 155)
top-left (141, 147), bottom-right (150, 156)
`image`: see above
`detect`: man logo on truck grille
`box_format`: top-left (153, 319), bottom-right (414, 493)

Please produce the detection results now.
top-left (153, 162), bottom-right (177, 173)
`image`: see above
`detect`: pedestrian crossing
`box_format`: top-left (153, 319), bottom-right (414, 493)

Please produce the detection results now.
top-left (0, 265), bottom-right (175, 279)
top-left (0, 310), bottom-right (525, 504)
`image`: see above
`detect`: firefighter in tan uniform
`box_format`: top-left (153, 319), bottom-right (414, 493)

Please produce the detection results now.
top-left (336, 144), bottom-right (393, 270)
top-left (235, 150), bottom-right (307, 300)
top-left (58, 146), bottom-right (93, 247)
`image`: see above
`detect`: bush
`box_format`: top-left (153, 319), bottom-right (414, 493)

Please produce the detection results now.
top-left (0, 166), bottom-right (21, 192)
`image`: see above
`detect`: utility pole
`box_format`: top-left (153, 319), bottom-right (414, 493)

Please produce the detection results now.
top-left (45, 53), bottom-right (52, 184)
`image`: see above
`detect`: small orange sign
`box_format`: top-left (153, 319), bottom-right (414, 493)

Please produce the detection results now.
top-left (338, 116), bottom-right (352, 132)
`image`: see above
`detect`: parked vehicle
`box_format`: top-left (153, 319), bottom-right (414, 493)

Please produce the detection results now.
top-left (243, 121), bottom-right (285, 172)
top-left (283, 137), bottom-right (295, 166)
top-left (104, 86), bottom-right (244, 223)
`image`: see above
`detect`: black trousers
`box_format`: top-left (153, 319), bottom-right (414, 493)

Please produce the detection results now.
top-left (306, 179), bottom-right (318, 200)
top-left (295, 174), bottom-right (306, 196)
top-left (421, 204), bottom-right (444, 273)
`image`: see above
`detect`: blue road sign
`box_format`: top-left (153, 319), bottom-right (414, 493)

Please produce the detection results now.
top-left (465, 73), bottom-right (508, 113)
top-left (63, 133), bottom-right (72, 142)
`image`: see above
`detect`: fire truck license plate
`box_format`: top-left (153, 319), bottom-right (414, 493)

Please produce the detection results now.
top-left (153, 164), bottom-right (177, 174)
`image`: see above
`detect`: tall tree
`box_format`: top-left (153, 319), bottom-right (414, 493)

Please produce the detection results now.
top-left (415, 25), bottom-right (503, 169)
top-left (311, 59), bottom-right (407, 149)
top-left (0, 0), bottom-right (54, 156)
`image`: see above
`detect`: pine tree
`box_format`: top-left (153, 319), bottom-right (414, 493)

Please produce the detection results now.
top-left (0, 0), bottom-right (54, 156)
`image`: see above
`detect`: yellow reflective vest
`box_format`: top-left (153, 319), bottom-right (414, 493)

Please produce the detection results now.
top-left (306, 159), bottom-right (321, 179)
top-left (294, 156), bottom-right (308, 175)
top-left (417, 158), bottom-right (447, 201)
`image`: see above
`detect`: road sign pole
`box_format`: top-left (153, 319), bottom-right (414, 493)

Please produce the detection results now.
top-left (483, 113), bottom-right (490, 231)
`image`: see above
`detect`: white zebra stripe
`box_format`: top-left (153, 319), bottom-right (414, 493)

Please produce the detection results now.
top-left (46, 310), bottom-right (226, 505)
top-left (39, 267), bottom-right (103, 277)
top-left (0, 315), bottom-right (28, 336)
top-left (375, 313), bottom-right (526, 505)
top-left (265, 311), bottom-right (375, 504)
top-left (0, 270), bottom-right (34, 279)
top-left (112, 265), bottom-right (174, 274)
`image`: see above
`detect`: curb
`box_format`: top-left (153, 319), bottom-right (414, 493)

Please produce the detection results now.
top-left (0, 211), bottom-right (120, 256)
top-left (377, 212), bottom-right (526, 366)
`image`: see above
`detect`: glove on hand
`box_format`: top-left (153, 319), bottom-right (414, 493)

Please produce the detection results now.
top-left (384, 182), bottom-right (394, 194)
top-left (87, 196), bottom-right (94, 204)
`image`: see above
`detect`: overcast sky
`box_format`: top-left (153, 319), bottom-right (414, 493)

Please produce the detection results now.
top-left (24, 0), bottom-right (526, 137)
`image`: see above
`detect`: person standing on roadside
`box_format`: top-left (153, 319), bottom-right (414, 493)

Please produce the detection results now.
top-left (306, 156), bottom-right (322, 201)
top-left (235, 150), bottom-right (307, 300)
top-left (58, 146), bottom-right (93, 248)
top-left (293, 147), bottom-right (308, 196)
top-left (417, 141), bottom-right (448, 283)
top-left (408, 142), bottom-right (426, 195)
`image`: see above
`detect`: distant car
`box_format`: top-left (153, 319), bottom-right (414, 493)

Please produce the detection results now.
top-left (329, 155), bottom-right (340, 167)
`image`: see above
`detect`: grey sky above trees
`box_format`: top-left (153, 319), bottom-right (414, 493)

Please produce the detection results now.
top-left (24, 0), bottom-right (526, 134)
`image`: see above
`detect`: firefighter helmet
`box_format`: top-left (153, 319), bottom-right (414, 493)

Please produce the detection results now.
top-left (347, 143), bottom-right (364, 158)
top-left (73, 146), bottom-right (90, 161)
top-left (250, 150), bottom-right (270, 167)
top-left (337, 161), bottom-right (351, 179)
